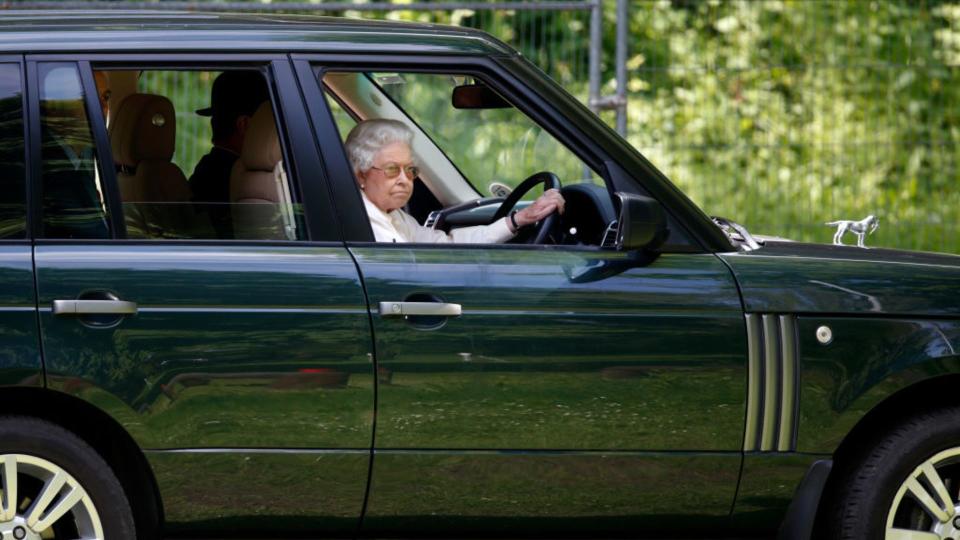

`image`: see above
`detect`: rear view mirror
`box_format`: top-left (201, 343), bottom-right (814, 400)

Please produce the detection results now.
top-left (615, 193), bottom-right (668, 252)
top-left (452, 84), bottom-right (511, 109)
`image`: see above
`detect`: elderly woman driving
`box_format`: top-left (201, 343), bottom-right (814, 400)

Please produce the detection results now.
top-left (346, 119), bottom-right (565, 243)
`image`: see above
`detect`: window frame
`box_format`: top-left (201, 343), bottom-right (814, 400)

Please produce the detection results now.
top-left (0, 54), bottom-right (31, 244)
top-left (26, 53), bottom-right (342, 245)
top-left (293, 53), bottom-right (701, 252)
top-left (80, 60), bottom-right (125, 240)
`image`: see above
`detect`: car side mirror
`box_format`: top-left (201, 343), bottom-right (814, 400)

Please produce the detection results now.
top-left (564, 194), bottom-right (666, 283)
top-left (615, 192), bottom-right (668, 252)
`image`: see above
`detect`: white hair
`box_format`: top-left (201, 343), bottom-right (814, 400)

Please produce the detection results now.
top-left (344, 119), bottom-right (414, 174)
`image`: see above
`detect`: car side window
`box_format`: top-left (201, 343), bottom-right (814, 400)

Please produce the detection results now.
top-left (39, 63), bottom-right (110, 239)
top-left (320, 69), bottom-right (615, 246)
top-left (0, 63), bottom-right (26, 239)
top-left (323, 71), bottom-right (603, 199)
top-left (82, 67), bottom-right (305, 241)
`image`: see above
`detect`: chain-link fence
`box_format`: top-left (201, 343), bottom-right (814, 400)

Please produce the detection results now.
top-left (17, 1), bottom-right (598, 91)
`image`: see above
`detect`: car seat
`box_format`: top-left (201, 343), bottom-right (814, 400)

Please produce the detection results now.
top-left (229, 101), bottom-right (297, 240)
top-left (110, 93), bottom-right (194, 238)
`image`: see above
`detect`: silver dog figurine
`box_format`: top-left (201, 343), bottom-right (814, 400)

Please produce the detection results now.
top-left (826, 215), bottom-right (879, 248)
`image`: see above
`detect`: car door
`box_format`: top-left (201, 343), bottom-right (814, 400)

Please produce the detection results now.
top-left (297, 57), bottom-right (748, 537)
top-left (28, 56), bottom-right (372, 536)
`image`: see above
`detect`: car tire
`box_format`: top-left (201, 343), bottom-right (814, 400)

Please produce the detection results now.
top-left (826, 405), bottom-right (960, 539)
top-left (0, 415), bottom-right (136, 539)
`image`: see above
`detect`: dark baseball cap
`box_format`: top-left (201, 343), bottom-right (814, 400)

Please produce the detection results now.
top-left (196, 71), bottom-right (269, 118)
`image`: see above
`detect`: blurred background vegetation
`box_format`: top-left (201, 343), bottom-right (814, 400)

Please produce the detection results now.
top-left (126, 0), bottom-right (960, 253)
top-left (619, 0), bottom-right (960, 253)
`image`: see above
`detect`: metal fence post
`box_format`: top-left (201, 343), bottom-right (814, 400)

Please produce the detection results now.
top-left (588, 0), bottom-right (628, 137)
top-left (588, 0), bottom-right (602, 118)
top-left (615, 0), bottom-right (627, 135)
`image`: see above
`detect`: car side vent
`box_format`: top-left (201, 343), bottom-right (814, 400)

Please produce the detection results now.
top-left (600, 220), bottom-right (618, 249)
top-left (424, 211), bottom-right (441, 230)
top-left (743, 313), bottom-right (799, 452)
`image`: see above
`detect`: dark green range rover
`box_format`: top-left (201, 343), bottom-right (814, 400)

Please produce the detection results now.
top-left (0, 10), bottom-right (954, 540)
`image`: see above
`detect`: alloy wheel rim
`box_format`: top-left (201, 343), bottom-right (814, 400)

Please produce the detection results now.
top-left (0, 454), bottom-right (103, 540)
top-left (886, 447), bottom-right (960, 540)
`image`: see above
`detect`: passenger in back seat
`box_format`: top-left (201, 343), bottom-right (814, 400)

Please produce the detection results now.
top-left (190, 71), bottom-right (269, 239)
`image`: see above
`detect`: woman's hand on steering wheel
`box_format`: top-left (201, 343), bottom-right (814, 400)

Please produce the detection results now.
top-left (492, 171), bottom-right (563, 244)
top-left (512, 188), bottom-right (565, 230)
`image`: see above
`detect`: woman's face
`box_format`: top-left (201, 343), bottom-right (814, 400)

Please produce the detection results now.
top-left (358, 141), bottom-right (416, 213)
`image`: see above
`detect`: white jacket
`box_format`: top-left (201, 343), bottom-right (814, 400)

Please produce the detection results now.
top-left (362, 193), bottom-right (514, 244)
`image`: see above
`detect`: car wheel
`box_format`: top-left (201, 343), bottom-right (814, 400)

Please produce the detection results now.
top-left (0, 416), bottom-right (135, 539)
top-left (828, 405), bottom-right (960, 540)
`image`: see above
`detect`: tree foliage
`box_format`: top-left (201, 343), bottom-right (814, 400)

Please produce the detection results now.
top-left (617, 0), bottom-right (960, 252)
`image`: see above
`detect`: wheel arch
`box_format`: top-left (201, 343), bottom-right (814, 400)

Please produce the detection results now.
top-left (830, 371), bottom-right (960, 462)
top-left (812, 372), bottom-right (960, 534)
top-left (0, 386), bottom-right (163, 540)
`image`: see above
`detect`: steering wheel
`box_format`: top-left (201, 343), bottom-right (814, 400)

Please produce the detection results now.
top-left (492, 171), bottom-right (562, 244)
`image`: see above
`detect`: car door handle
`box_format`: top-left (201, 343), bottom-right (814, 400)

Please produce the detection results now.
top-left (379, 301), bottom-right (461, 317)
top-left (52, 299), bottom-right (138, 316)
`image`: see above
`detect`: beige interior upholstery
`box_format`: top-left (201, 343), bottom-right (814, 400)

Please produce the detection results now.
top-left (102, 71), bottom-right (139, 128)
top-left (230, 101), bottom-right (296, 240)
top-left (110, 93), bottom-right (193, 237)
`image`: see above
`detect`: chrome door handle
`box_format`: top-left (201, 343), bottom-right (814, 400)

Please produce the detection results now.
top-left (52, 299), bottom-right (138, 316)
top-left (379, 301), bottom-right (461, 317)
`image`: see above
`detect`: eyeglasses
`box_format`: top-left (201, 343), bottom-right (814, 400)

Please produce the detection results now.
top-left (371, 163), bottom-right (419, 179)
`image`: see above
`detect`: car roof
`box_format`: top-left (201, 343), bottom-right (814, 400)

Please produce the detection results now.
top-left (0, 10), bottom-right (516, 56)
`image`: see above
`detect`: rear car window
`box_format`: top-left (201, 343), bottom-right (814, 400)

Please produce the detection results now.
top-left (0, 63), bottom-right (25, 239)
top-left (39, 65), bottom-right (306, 241)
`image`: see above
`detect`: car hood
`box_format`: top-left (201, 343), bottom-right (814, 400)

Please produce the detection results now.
top-left (718, 241), bottom-right (960, 317)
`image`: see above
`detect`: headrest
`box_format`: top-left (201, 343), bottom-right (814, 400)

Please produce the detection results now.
top-left (239, 101), bottom-right (280, 172)
top-left (110, 93), bottom-right (176, 167)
